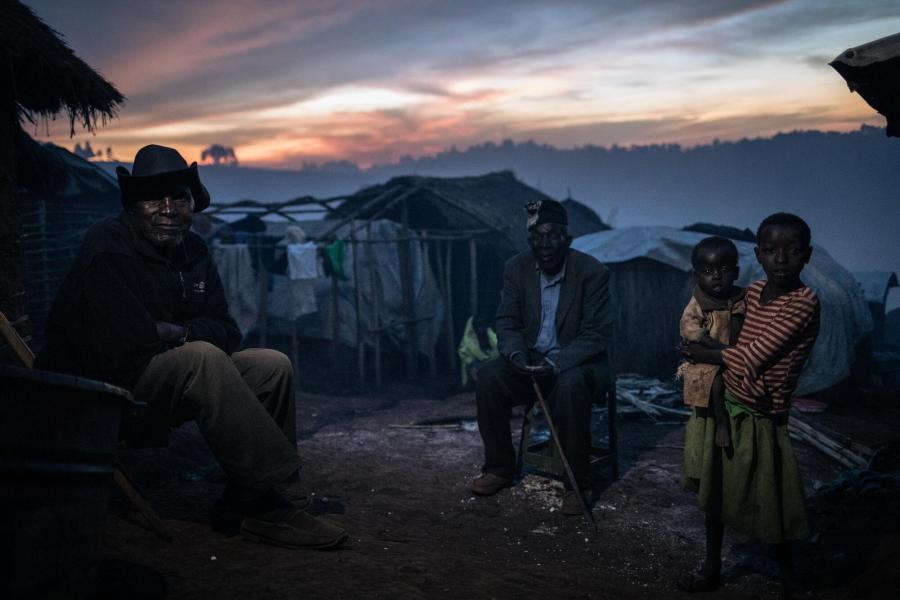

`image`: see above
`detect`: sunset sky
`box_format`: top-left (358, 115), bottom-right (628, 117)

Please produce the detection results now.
top-left (24, 0), bottom-right (900, 168)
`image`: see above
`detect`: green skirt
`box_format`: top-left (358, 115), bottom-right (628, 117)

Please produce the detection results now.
top-left (682, 391), bottom-right (809, 543)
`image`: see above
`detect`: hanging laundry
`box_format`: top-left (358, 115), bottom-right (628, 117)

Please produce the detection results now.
top-left (210, 243), bottom-right (258, 336)
top-left (287, 242), bottom-right (319, 280)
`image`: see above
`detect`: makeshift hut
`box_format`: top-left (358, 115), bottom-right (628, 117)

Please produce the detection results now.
top-left (886, 308), bottom-right (900, 350)
top-left (853, 270), bottom-right (899, 349)
top-left (573, 226), bottom-right (872, 397)
top-left (328, 170), bottom-right (608, 339)
top-left (0, 0), bottom-right (123, 355)
top-left (203, 173), bottom-right (607, 388)
top-left (16, 142), bottom-right (121, 348)
top-left (207, 215), bottom-right (445, 389)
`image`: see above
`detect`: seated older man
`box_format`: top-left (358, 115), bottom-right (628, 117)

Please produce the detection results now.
top-left (36, 144), bottom-right (346, 550)
top-left (470, 199), bottom-right (614, 514)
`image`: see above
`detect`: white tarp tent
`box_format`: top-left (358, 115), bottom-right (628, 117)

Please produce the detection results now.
top-left (574, 226), bottom-right (872, 396)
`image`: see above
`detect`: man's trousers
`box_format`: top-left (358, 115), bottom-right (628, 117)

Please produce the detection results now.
top-left (476, 357), bottom-right (608, 491)
top-left (132, 341), bottom-right (301, 492)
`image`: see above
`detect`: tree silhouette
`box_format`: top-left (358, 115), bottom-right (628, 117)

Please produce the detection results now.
top-left (200, 144), bottom-right (238, 165)
top-left (73, 141), bottom-right (96, 159)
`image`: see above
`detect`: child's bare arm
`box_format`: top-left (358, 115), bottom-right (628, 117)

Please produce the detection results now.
top-left (682, 343), bottom-right (728, 366)
top-left (698, 333), bottom-right (727, 349)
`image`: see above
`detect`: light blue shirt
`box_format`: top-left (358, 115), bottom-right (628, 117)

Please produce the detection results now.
top-left (533, 262), bottom-right (566, 358)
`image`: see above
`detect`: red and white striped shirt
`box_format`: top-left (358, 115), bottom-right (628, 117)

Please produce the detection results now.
top-left (722, 280), bottom-right (820, 415)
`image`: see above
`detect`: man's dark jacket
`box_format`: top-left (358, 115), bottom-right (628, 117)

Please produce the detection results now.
top-left (35, 214), bottom-right (241, 389)
top-left (495, 248), bottom-right (614, 375)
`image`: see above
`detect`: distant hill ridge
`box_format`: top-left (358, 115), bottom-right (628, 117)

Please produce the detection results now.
top-left (95, 125), bottom-right (900, 276)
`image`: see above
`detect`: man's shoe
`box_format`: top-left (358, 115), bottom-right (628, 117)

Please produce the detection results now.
top-left (241, 509), bottom-right (348, 550)
top-left (470, 472), bottom-right (513, 496)
top-left (211, 490), bottom-right (312, 533)
top-left (560, 489), bottom-right (593, 516)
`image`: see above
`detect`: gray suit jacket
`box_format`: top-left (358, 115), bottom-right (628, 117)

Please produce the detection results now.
top-left (495, 249), bottom-right (614, 374)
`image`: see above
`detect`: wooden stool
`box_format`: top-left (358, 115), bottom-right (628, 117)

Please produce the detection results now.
top-left (515, 380), bottom-right (618, 481)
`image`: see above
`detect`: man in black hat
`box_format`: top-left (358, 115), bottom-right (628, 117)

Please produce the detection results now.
top-left (470, 199), bottom-right (614, 514)
top-left (36, 144), bottom-right (348, 550)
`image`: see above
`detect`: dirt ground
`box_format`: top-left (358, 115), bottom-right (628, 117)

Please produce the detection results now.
top-left (98, 384), bottom-right (900, 600)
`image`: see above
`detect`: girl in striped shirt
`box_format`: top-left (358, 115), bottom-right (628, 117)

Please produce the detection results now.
top-left (679, 213), bottom-right (820, 597)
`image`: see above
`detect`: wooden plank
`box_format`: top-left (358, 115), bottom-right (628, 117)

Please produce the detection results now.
top-left (399, 199), bottom-right (418, 379)
top-left (788, 417), bottom-right (870, 469)
top-left (291, 320), bottom-right (299, 385)
top-left (469, 236), bottom-right (478, 318)
top-left (365, 222), bottom-right (382, 392)
top-left (113, 466), bottom-right (173, 541)
top-left (351, 220), bottom-right (365, 391)
top-left (422, 233), bottom-right (436, 380)
top-left (0, 310), bottom-right (35, 368)
top-left (256, 237), bottom-right (269, 347)
top-left (443, 239), bottom-right (457, 375)
top-left (330, 273), bottom-right (340, 367)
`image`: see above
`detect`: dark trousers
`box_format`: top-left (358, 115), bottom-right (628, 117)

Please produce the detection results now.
top-left (476, 356), bottom-right (607, 491)
top-left (132, 342), bottom-right (301, 493)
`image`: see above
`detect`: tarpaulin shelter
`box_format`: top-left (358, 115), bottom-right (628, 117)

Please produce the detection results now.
top-left (573, 226), bottom-right (872, 396)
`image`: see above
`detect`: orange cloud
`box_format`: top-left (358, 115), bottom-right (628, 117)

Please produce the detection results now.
top-left (28, 0), bottom-right (900, 168)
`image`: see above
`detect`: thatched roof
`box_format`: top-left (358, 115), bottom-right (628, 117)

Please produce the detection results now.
top-left (561, 198), bottom-right (610, 238)
top-left (331, 171), bottom-right (607, 252)
top-left (1, 1), bottom-right (124, 134)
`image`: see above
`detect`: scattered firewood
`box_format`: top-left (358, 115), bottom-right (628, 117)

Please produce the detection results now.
top-left (616, 388), bottom-right (690, 421)
top-left (789, 411), bottom-right (875, 470)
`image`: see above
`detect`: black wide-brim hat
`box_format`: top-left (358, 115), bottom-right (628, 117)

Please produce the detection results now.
top-left (116, 144), bottom-right (211, 212)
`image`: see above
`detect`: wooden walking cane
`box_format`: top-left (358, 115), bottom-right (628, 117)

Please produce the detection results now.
top-left (529, 374), bottom-right (598, 532)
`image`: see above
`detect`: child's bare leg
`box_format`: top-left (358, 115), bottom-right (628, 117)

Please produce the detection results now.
top-left (677, 512), bottom-right (724, 592)
top-left (775, 543), bottom-right (814, 598)
top-left (712, 373), bottom-right (731, 448)
top-left (703, 511), bottom-right (724, 581)
top-left (677, 446), bottom-right (725, 593)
